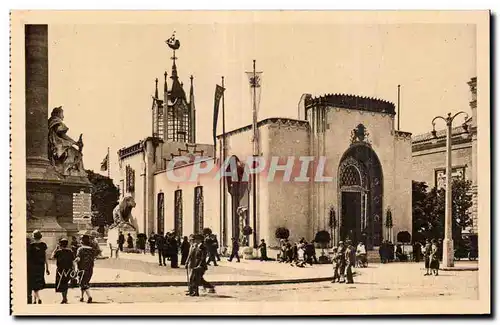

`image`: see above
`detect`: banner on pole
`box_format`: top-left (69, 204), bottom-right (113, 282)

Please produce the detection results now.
top-left (213, 84), bottom-right (225, 149)
top-left (100, 153), bottom-right (109, 172)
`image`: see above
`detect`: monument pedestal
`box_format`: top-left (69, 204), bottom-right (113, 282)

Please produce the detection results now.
top-left (27, 174), bottom-right (91, 253)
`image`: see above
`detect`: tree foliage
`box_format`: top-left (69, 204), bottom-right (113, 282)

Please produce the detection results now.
top-left (86, 170), bottom-right (120, 228)
top-left (275, 227), bottom-right (290, 240)
top-left (412, 179), bottom-right (473, 247)
top-left (242, 225), bottom-right (253, 236)
top-left (314, 230), bottom-right (331, 248)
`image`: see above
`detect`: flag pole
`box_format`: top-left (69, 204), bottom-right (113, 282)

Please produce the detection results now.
top-left (222, 76), bottom-right (227, 248)
top-left (252, 60), bottom-right (258, 249)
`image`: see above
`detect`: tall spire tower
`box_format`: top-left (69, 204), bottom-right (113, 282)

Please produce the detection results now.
top-left (158, 31), bottom-right (194, 143)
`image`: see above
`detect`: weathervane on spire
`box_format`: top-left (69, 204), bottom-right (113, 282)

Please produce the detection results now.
top-left (165, 31), bottom-right (180, 61)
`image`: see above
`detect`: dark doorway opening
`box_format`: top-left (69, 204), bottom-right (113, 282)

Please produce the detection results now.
top-left (340, 191), bottom-right (362, 244)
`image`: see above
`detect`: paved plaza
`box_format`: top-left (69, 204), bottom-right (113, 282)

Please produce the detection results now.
top-left (40, 252), bottom-right (478, 304)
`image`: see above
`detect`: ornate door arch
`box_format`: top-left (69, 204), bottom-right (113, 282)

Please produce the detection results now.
top-left (338, 143), bottom-right (383, 248)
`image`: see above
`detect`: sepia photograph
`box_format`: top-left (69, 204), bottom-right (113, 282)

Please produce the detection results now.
top-left (9, 10), bottom-right (490, 315)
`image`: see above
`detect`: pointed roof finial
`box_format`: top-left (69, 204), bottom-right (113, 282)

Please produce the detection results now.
top-left (189, 75), bottom-right (194, 99)
top-left (164, 71), bottom-right (168, 92)
top-left (154, 78), bottom-right (159, 98)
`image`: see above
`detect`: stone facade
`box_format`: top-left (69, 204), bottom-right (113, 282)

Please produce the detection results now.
top-left (118, 97), bottom-right (413, 252)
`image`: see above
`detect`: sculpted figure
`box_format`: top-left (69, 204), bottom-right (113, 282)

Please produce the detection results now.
top-left (48, 106), bottom-right (85, 176)
top-left (110, 196), bottom-right (137, 229)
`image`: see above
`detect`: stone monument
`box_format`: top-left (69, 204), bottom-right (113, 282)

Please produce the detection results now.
top-left (25, 24), bottom-right (92, 252)
top-left (106, 196), bottom-right (137, 250)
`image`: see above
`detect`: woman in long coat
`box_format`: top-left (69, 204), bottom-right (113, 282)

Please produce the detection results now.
top-left (51, 238), bottom-right (74, 303)
top-left (27, 230), bottom-right (50, 304)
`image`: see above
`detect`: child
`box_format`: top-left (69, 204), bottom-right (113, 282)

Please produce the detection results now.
top-left (51, 238), bottom-right (74, 304)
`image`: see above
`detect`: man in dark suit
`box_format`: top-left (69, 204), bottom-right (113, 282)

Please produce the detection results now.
top-left (186, 234), bottom-right (215, 296)
top-left (118, 231), bottom-right (125, 252)
top-left (168, 233), bottom-right (179, 268)
top-left (228, 237), bottom-right (240, 262)
top-left (186, 234), bottom-right (204, 296)
top-left (156, 232), bottom-right (166, 266)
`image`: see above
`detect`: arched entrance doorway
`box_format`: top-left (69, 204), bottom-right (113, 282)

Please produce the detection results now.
top-left (337, 143), bottom-right (383, 249)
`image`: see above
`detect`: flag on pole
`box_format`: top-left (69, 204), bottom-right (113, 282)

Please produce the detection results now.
top-left (245, 70), bottom-right (263, 153)
top-left (213, 84), bottom-right (225, 148)
top-left (100, 153), bottom-right (109, 171)
top-left (245, 71), bottom-right (263, 114)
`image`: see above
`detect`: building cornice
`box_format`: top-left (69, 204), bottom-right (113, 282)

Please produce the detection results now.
top-left (118, 136), bottom-right (163, 160)
top-left (412, 136), bottom-right (471, 153)
top-left (305, 93), bottom-right (396, 116)
top-left (216, 117), bottom-right (310, 139)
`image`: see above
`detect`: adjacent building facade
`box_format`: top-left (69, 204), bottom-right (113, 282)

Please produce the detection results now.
top-left (411, 77), bottom-right (478, 234)
top-left (116, 45), bottom-right (413, 251)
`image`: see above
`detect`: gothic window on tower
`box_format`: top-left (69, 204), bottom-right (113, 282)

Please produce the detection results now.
top-left (174, 189), bottom-right (183, 237)
top-left (126, 165), bottom-right (135, 193)
top-left (193, 186), bottom-right (204, 234)
top-left (177, 131), bottom-right (186, 142)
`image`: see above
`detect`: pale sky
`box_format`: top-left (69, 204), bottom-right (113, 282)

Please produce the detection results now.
top-left (47, 23), bottom-right (476, 179)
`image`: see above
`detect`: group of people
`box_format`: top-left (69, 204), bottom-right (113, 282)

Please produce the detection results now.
top-left (116, 232), bottom-right (146, 252)
top-left (27, 230), bottom-right (101, 304)
top-left (423, 238), bottom-right (440, 276)
top-left (331, 240), bottom-right (357, 284)
top-left (278, 238), bottom-right (317, 267)
top-left (185, 234), bottom-right (216, 296)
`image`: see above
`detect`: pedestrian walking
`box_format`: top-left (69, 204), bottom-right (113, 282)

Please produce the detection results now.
top-left (126, 233), bottom-right (134, 249)
top-left (258, 239), bottom-right (268, 261)
top-left (430, 239), bottom-right (440, 276)
top-left (117, 231), bottom-right (125, 252)
top-left (168, 233), bottom-right (179, 268)
top-left (51, 238), bottom-right (74, 304)
top-left (228, 237), bottom-right (240, 262)
top-left (337, 241), bottom-right (346, 283)
top-left (148, 232), bottom-right (156, 256)
top-left (74, 235), bottom-right (97, 303)
top-left (214, 235), bottom-right (221, 261)
top-left (180, 236), bottom-right (190, 265)
top-left (156, 232), bottom-right (166, 266)
top-left (206, 234), bottom-right (218, 266)
top-left (331, 247), bottom-right (341, 283)
top-left (27, 230), bottom-right (49, 304)
top-left (423, 239), bottom-right (432, 276)
top-left (186, 234), bottom-right (215, 296)
top-left (344, 240), bottom-right (355, 284)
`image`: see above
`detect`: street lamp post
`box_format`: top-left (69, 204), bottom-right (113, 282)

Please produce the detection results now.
top-left (431, 111), bottom-right (469, 268)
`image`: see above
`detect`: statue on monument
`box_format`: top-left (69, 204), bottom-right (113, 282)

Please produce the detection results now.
top-left (109, 195), bottom-right (137, 230)
top-left (107, 196), bottom-right (137, 252)
top-left (48, 106), bottom-right (86, 176)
